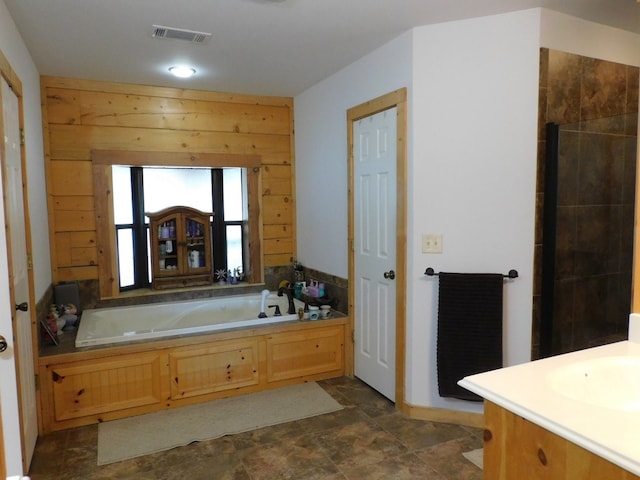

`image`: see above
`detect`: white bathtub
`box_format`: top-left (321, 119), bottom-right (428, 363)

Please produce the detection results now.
top-left (75, 292), bottom-right (304, 347)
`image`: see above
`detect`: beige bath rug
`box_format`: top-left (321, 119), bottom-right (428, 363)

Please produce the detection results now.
top-left (97, 382), bottom-right (343, 465)
top-left (463, 448), bottom-right (484, 469)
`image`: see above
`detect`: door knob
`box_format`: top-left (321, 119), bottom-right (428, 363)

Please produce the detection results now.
top-left (15, 302), bottom-right (28, 312)
top-left (383, 270), bottom-right (396, 280)
top-left (0, 335), bottom-right (7, 352)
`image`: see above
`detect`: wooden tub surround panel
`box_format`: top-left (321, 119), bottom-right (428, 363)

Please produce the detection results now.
top-left (50, 351), bottom-right (165, 421)
top-left (38, 318), bottom-right (346, 433)
top-left (266, 326), bottom-right (344, 382)
top-left (169, 338), bottom-right (260, 399)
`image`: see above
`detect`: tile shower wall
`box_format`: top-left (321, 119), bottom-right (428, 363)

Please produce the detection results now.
top-left (533, 49), bottom-right (639, 358)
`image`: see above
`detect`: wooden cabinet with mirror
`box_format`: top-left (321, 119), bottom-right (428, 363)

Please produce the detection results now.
top-left (148, 206), bottom-right (214, 289)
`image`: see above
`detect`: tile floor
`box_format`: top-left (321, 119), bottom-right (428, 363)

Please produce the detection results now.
top-left (28, 376), bottom-right (484, 480)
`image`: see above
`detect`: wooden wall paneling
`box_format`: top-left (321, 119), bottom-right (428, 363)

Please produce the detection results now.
top-left (54, 210), bottom-right (96, 233)
top-left (261, 162), bottom-right (293, 264)
top-left (262, 195), bottom-right (292, 225)
top-left (256, 153), bottom-right (292, 165)
top-left (57, 266), bottom-right (99, 282)
top-left (44, 88), bottom-right (292, 135)
top-left (42, 82), bottom-right (60, 283)
top-left (53, 195), bottom-right (96, 236)
top-left (49, 160), bottom-right (93, 196)
top-left (262, 177), bottom-right (292, 196)
top-left (262, 165), bottom-right (291, 178)
top-left (42, 77), bottom-right (294, 295)
top-left (263, 224), bottom-right (291, 240)
top-left (264, 253), bottom-right (293, 267)
top-left (264, 238), bottom-right (293, 256)
top-left (48, 125), bottom-right (290, 160)
top-left (44, 88), bottom-right (80, 126)
top-left (41, 76), bottom-right (293, 108)
top-left (54, 195), bottom-right (95, 211)
top-left (54, 232), bottom-right (97, 267)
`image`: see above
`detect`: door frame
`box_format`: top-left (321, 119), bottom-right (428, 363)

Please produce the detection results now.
top-left (0, 48), bottom-right (39, 472)
top-left (347, 88), bottom-right (407, 411)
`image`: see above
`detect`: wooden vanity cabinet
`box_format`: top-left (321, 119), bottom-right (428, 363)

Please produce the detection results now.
top-left (147, 206), bottom-right (214, 289)
top-left (484, 401), bottom-right (640, 480)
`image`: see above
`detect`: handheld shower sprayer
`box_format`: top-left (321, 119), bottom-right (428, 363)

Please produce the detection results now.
top-left (258, 289), bottom-right (270, 318)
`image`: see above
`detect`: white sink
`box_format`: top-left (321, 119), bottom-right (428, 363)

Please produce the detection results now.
top-left (548, 356), bottom-right (640, 411)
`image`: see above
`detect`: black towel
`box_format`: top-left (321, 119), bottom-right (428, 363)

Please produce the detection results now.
top-left (437, 272), bottom-right (504, 401)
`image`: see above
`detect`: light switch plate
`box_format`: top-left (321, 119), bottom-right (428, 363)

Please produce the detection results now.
top-left (422, 233), bottom-right (443, 253)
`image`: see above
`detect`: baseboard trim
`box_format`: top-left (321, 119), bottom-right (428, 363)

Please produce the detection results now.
top-left (402, 402), bottom-right (484, 428)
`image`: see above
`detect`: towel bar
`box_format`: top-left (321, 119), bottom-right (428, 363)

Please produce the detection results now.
top-left (424, 267), bottom-right (518, 279)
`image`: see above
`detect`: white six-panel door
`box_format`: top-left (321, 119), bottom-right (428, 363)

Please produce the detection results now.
top-left (353, 107), bottom-right (397, 401)
top-left (2, 77), bottom-right (37, 472)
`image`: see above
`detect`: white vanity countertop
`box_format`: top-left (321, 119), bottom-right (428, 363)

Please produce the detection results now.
top-left (459, 339), bottom-right (640, 476)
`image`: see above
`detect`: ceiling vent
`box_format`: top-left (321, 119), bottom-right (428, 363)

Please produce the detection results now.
top-left (151, 25), bottom-right (212, 45)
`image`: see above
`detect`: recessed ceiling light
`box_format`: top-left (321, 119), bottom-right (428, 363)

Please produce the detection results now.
top-left (169, 66), bottom-right (196, 78)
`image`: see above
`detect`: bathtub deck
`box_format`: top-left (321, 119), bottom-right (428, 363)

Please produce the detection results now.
top-left (41, 312), bottom-right (341, 358)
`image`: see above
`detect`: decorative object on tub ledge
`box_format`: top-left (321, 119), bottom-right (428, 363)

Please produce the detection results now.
top-left (299, 293), bottom-right (336, 308)
top-left (97, 382), bottom-right (343, 465)
top-left (215, 268), bottom-right (227, 284)
top-left (57, 303), bottom-right (78, 330)
top-left (39, 316), bottom-right (59, 346)
top-left (424, 267), bottom-right (518, 279)
top-left (431, 271), bottom-right (511, 401)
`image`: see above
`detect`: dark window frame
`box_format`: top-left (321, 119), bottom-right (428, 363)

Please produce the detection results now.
top-left (115, 166), bottom-right (246, 292)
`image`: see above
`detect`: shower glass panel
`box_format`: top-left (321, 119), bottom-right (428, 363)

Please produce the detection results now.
top-left (541, 114), bottom-right (637, 357)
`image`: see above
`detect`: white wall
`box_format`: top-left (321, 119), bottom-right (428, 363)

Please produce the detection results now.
top-left (540, 9), bottom-right (640, 67)
top-left (0, 1), bottom-right (50, 299)
top-left (295, 7), bottom-right (640, 415)
top-left (0, 0), bottom-right (48, 474)
top-left (409, 9), bottom-right (541, 412)
top-left (294, 30), bottom-right (413, 277)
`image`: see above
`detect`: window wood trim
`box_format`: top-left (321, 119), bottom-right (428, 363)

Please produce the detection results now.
top-left (92, 150), bottom-right (263, 298)
top-left (92, 150), bottom-right (262, 168)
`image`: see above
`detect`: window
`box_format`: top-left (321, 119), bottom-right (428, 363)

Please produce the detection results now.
top-left (93, 151), bottom-right (262, 299)
top-left (112, 165), bottom-right (247, 291)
